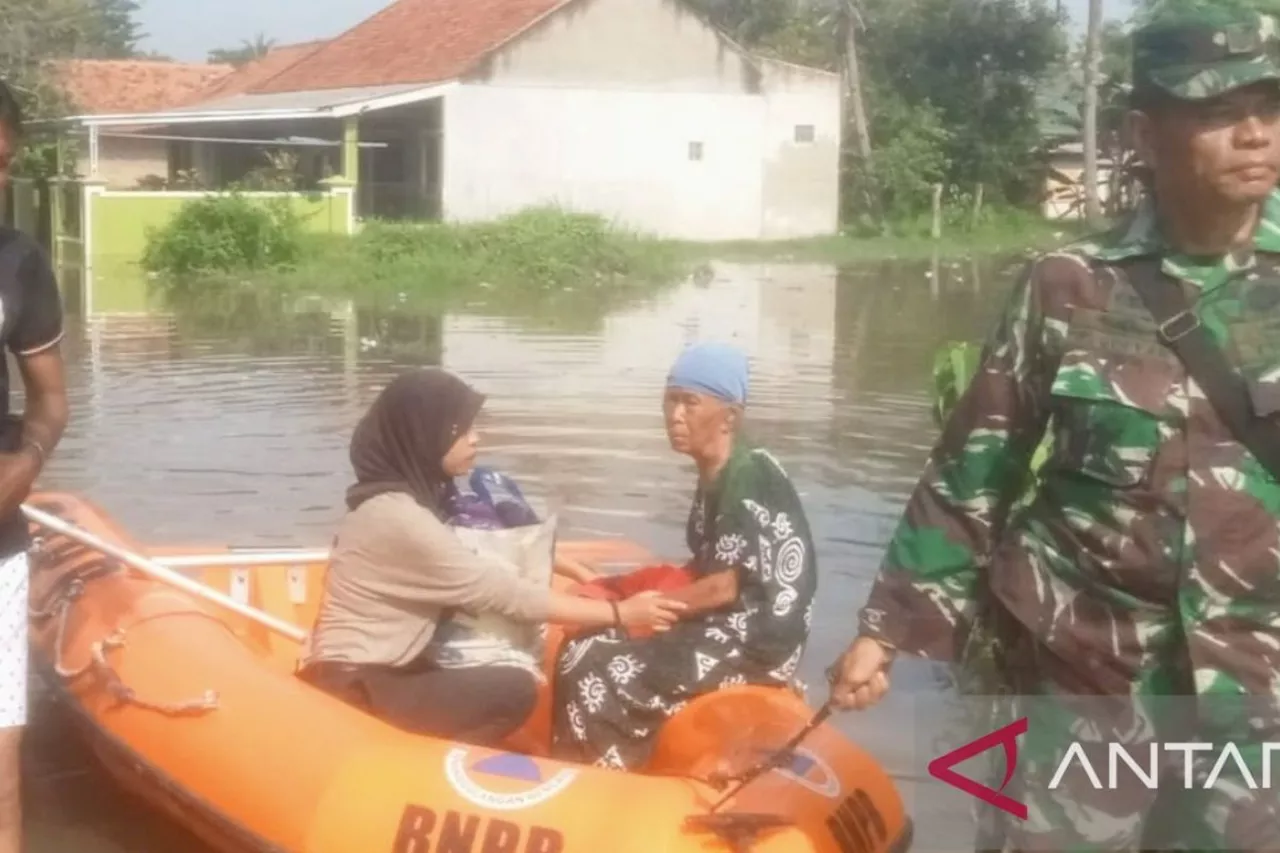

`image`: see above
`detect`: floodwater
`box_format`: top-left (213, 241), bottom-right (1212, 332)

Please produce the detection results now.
top-left (21, 255), bottom-right (1023, 851)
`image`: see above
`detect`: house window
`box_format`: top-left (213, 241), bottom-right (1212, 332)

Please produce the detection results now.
top-left (688, 141), bottom-right (704, 161)
top-left (794, 124), bottom-right (815, 144)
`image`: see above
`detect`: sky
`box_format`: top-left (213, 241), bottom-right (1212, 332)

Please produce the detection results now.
top-left (137, 0), bottom-right (1138, 63)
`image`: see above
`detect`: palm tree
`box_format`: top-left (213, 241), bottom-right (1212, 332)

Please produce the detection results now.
top-left (1082, 0), bottom-right (1104, 226)
top-left (208, 32), bottom-right (276, 67)
top-left (839, 0), bottom-right (873, 162)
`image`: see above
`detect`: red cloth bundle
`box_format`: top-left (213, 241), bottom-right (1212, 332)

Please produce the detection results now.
top-left (572, 562), bottom-right (696, 600)
top-left (562, 563), bottom-right (696, 639)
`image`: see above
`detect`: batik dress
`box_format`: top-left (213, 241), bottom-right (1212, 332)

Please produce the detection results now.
top-left (552, 440), bottom-right (819, 770)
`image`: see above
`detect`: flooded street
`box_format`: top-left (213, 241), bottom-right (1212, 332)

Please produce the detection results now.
top-left (22, 256), bottom-right (1020, 851)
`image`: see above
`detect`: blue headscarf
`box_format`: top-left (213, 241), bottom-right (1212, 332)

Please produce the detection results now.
top-left (666, 342), bottom-right (749, 405)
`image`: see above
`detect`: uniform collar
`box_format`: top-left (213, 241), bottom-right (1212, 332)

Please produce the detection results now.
top-left (1070, 188), bottom-right (1280, 289)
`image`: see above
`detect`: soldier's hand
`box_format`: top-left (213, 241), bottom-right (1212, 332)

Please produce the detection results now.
top-left (827, 636), bottom-right (895, 711)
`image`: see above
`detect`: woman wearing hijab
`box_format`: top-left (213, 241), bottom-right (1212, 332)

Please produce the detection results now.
top-left (552, 342), bottom-right (819, 771)
top-left (297, 368), bottom-right (685, 747)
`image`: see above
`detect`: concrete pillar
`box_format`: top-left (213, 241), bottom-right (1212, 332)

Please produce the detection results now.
top-left (46, 176), bottom-right (64, 276)
top-left (341, 117), bottom-right (360, 184)
top-left (80, 179), bottom-right (107, 316)
top-left (87, 125), bottom-right (100, 178)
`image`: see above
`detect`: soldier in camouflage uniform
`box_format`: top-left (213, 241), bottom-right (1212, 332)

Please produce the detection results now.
top-left (827, 6), bottom-right (1280, 852)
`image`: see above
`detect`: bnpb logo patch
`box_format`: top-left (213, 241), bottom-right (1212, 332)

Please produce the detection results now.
top-left (443, 749), bottom-right (579, 812)
top-left (773, 746), bottom-right (843, 798)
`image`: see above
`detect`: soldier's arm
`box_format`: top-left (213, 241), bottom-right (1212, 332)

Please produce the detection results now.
top-left (856, 259), bottom-right (1055, 661)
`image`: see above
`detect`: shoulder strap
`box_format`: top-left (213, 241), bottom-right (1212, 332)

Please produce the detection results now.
top-left (1123, 260), bottom-right (1280, 482)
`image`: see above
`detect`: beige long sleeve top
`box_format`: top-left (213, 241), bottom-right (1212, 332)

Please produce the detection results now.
top-left (299, 491), bottom-right (553, 669)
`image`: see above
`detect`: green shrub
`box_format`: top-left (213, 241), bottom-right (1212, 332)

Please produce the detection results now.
top-left (141, 193), bottom-right (305, 278)
top-left (280, 206), bottom-right (689, 309)
top-left (343, 206), bottom-right (682, 293)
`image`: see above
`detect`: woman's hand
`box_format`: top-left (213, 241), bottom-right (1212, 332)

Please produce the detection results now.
top-left (554, 556), bottom-right (602, 585)
top-left (617, 591), bottom-right (686, 632)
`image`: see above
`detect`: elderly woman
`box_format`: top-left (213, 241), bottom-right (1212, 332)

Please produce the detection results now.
top-left (297, 368), bottom-right (684, 747)
top-left (552, 342), bottom-right (819, 770)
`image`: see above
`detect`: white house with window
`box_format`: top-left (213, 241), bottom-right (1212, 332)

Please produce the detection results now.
top-left (55, 0), bottom-right (844, 241)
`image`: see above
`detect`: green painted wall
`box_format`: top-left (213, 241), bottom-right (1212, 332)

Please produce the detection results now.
top-left (88, 191), bottom-right (352, 314)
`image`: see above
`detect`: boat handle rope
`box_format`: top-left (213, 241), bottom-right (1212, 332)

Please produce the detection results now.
top-left (705, 701), bottom-right (834, 813)
top-left (27, 535), bottom-right (220, 717)
top-left (23, 503), bottom-right (307, 643)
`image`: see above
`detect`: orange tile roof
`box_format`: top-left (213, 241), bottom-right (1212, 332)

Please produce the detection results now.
top-left (192, 41), bottom-right (328, 103)
top-left (252, 0), bottom-right (571, 94)
top-left (58, 59), bottom-right (234, 115)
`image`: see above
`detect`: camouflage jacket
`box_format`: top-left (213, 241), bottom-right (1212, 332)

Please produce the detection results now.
top-left (857, 189), bottom-right (1280, 697)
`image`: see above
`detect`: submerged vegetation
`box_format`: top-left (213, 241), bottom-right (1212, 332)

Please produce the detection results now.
top-left (139, 194), bottom-right (1084, 323)
top-left (140, 199), bottom-right (697, 319)
top-left (141, 194), bottom-right (307, 277)
top-left (701, 208), bottom-right (1085, 265)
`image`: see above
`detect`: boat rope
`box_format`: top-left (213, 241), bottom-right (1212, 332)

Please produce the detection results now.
top-left (706, 702), bottom-right (834, 813)
top-left (649, 681), bottom-right (823, 793)
top-left (28, 536), bottom-right (221, 717)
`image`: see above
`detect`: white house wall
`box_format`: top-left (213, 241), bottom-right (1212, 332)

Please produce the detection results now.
top-left (441, 84), bottom-right (765, 240)
top-left (473, 0), bottom-right (761, 93)
top-left (440, 0), bottom-right (841, 240)
top-left (758, 61), bottom-right (843, 239)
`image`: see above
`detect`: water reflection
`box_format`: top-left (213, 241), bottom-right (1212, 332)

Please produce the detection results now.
top-left (24, 255), bottom-right (1019, 851)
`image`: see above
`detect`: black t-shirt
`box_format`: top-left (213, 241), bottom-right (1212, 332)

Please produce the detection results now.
top-left (0, 228), bottom-right (64, 558)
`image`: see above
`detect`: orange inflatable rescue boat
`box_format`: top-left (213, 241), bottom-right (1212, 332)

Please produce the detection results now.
top-left (24, 492), bottom-right (913, 853)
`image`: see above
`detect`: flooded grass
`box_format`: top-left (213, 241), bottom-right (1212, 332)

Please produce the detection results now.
top-left (150, 206), bottom-right (699, 309)
top-left (144, 202), bottom-right (1089, 324)
top-left (144, 206), bottom-right (705, 334)
top-left (692, 209), bottom-right (1092, 265)
top-left (295, 208), bottom-right (695, 298)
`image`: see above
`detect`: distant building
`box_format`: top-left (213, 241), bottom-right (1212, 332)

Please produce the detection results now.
top-left (56, 58), bottom-right (235, 189)
top-left (53, 0), bottom-right (844, 241)
top-left (1042, 141), bottom-right (1116, 221)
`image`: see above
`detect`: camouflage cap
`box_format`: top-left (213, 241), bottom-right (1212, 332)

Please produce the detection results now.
top-left (1132, 7), bottom-right (1280, 101)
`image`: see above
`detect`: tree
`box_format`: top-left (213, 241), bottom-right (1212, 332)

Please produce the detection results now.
top-left (0, 0), bottom-right (146, 178)
top-left (841, 2), bottom-right (873, 164)
top-left (1038, 20), bottom-right (1138, 218)
top-left (684, 0), bottom-right (797, 44)
top-left (1136, 0), bottom-right (1280, 19)
top-left (684, 0), bottom-right (1068, 225)
top-left (82, 0), bottom-right (144, 58)
top-left (208, 33), bottom-right (276, 67)
top-left (1, 0), bottom-right (95, 119)
top-left (1082, 0), bottom-right (1104, 226)
top-left (858, 0), bottom-right (1065, 208)
top-left (1, 0), bottom-right (147, 108)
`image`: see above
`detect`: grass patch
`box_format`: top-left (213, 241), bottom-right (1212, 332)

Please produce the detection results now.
top-left (686, 208), bottom-right (1091, 264)
top-left (147, 204), bottom-right (699, 331)
top-left (293, 208), bottom-right (692, 309)
top-left (144, 198), bottom-right (1093, 335)
top-left (141, 193), bottom-right (306, 277)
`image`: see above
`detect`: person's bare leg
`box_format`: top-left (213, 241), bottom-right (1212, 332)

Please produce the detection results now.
top-left (0, 552), bottom-right (29, 853)
top-left (0, 727), bottom-right (20, 853)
